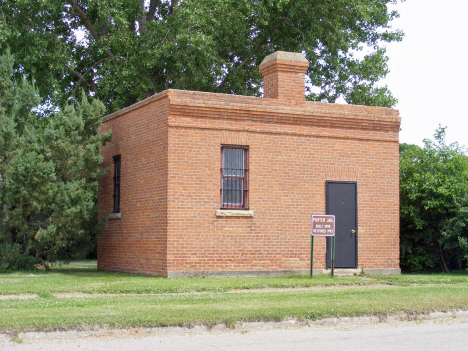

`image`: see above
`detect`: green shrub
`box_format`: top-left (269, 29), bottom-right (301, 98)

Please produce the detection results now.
top-left (0, 243), bottom-right (36, 271)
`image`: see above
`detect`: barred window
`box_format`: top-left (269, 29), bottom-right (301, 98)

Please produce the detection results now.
top-left (221, 146), bottom-right (248, 209)
top-left (113, 155), bottom-right (121, 213)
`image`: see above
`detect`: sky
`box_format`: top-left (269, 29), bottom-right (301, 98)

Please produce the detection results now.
top-left (382, 0), bottom-right (468, 148)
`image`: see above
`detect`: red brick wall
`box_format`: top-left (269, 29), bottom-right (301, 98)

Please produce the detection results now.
top-left (164, 91), bottom-right (400, 275)
top-left (98, 92), bottom-right (170, 275)
top-left (97, 57), bottom-right (400, 277)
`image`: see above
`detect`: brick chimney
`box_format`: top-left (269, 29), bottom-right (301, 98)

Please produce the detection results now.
top-left (259, 51), bottom-right (309, 101)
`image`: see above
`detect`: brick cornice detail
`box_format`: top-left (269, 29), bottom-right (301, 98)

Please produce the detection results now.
top-left (259, 59), bottom-right (309, 76)
top-left (101, 89), bottom-right (400, 134)
top-left (103, 90), bottom-right (169, 122)
top-left (167, 93), bottom-right (400, 133)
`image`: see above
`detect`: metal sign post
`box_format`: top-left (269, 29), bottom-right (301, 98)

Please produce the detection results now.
top-left (331, 236), bottom-right (335, 278)
top-left (310, 236), bottom-right (314, 278)
top-left (311, 215), bottom-right (336, 278)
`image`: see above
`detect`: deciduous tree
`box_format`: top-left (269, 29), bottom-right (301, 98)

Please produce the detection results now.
top-left (1, 0), bottom-right (402, 113)
top-left (400, 127), bottom-right (468, 272)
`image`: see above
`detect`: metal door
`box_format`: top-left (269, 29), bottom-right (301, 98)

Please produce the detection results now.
top-left (326, 181), bottom-right (358, 268)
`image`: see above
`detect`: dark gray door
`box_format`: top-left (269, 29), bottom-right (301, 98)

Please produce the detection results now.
top-left (326, 181), bottom-right (358, 268)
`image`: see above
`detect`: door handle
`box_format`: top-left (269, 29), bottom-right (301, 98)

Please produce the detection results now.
top-left (351, 229), bottom-right (356, 234)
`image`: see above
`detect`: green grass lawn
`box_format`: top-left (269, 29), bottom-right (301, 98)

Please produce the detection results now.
top-left (1, 261), bottom-right (468, 332)
top-left (0, 261), bottom-right (377, 295)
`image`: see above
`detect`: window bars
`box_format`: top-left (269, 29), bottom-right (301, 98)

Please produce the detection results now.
top-left (221, 146), bottom-right (248, 209)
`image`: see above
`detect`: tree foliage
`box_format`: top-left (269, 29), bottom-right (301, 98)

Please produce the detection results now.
top-left (400, 127), bottom-right (468, 272)
top-left (1, 0), bottom-right (402, 113)
top-left (0, 52), bottom-right (111, 270)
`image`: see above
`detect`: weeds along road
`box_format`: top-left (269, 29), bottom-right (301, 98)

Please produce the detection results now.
top-left (2, 319), bottom-right (468, 351)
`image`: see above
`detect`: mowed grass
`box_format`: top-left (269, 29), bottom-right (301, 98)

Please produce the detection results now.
top-left (0, 261), bottom-right (377, 295)
top-left (1, 261), bottom-right (468, 331)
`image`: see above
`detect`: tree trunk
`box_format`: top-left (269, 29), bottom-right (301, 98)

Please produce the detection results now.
top-left (2, 203), bottom-right (10, 244)
top-left (438, 243), bottom-right (450, 273)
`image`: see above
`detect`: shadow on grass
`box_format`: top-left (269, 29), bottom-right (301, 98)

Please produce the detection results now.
top-left (47, 261), bottom-right (169, 280)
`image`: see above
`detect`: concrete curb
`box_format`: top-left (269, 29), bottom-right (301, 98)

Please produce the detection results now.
top-left (2, 310), bottom-right (468, 345)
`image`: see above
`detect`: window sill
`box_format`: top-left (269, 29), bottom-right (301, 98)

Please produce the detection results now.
top-left (109, 213), bottom-right (121, 219)
top-left (215, 210), bottom-right (254, 217)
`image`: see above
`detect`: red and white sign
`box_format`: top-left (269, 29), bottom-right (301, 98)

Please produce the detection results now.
top-left (311, 215), bottom-right (335, 236)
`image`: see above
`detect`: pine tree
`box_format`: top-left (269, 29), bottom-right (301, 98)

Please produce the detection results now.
top-left (0, 52), bottom-right (112, 270)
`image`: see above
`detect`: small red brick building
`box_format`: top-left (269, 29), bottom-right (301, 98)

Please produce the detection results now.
top-left (97, 51), bottom-right (401, 277)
